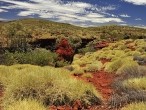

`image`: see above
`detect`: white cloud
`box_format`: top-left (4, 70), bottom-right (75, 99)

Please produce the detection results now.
top-left (134, 25), bottom-right (146, 29)
top-left (135, 18), bottom-right (142, 20)
top-left (0, 0), bottom-right (123, 26)
top-left (0, 9), bottom-right (8, 12)
top-left (123, 0), bottom-right (146, 5)
top-left (120, 14), bottom-right (131, 18)
top-left (120, 23), bottom-right (128, 26)
top-left (0, 18), bottom-right (8, 21)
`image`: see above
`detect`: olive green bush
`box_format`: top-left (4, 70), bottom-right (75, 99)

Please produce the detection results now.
top-left (3, 48), bottom-right (58, 66)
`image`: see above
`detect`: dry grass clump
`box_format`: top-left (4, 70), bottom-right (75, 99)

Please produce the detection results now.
top-left (104, 58), bottom-right (137, 73)
top-left (71, 68), bottom-right (85, 76)
top-left (121, 102), bottom-right (146, 110)
top-left (109, 90), bottom-right (146, 108)
top-left (109, 64), bottom-right (146, 108)
top-left (5, 99), bottom-right (47, 110)
top-left (85, 61), bottom-right (103, 72)
top-left (123, 77), bottom-right (146, 90)
top-left (0, 65), bottom-right (102, 108)
top-left (82, 73), bottom-right (93, 78)
top-left (116, 65), bottom-right (146, 78)
top-left (133, 54), bottom-right (146, 65)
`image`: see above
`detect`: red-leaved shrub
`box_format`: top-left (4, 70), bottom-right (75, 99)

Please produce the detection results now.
top-left (56, 38), bottom-right (74, 61)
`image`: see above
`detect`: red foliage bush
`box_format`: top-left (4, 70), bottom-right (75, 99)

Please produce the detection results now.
top-left (56, 38), bottom-right (74, 61)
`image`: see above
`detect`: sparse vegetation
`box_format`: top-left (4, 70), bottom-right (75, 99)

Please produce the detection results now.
top-left (0, 18), bottom-right (146, 109)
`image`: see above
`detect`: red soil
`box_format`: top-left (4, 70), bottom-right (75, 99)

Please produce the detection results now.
top-left (87, 71), bottom-right (114, 100)
top-left (70, 70), bottom-right (115, 110)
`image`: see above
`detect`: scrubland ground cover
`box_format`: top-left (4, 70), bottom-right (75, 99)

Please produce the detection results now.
top-left (1, 39), bottom-right (146, 109)
top-left (70, 39), bottom-right (146, 109)
top-left (0, 65), bottom-right (102, 110)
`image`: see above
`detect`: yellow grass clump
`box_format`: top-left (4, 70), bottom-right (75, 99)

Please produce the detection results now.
top-left (5, 99), bottom-right (47, 110)
top-left (121, 102), bottom-right (146, 110)
top-left (123, 77), bottom-right (146, 90)
top-left (0, 64), bottom-right (102, 108)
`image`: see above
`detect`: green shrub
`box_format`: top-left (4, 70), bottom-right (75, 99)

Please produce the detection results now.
top-left (121, 102), bottom-right (146, 110)
top-left (5, 99), bottom-right (46, 110)
top-left (3, 49), bottom-right (58, 66)
top-left (1, 65), bottom-right (102, 107)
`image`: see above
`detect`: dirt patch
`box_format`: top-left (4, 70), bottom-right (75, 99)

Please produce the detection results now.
top-left (88, 71), bottom-right (115, 100)
top-left (70, 70), bottom-right (117, 110)
top-left (74, 70), bottom-right (115, 100)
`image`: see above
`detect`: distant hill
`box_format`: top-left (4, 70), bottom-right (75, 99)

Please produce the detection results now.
top-left (0, 18), bottom-right (146, 47)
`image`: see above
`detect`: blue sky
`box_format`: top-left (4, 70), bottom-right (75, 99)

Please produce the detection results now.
top-left (0, 0), bottom-right (146, 27)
